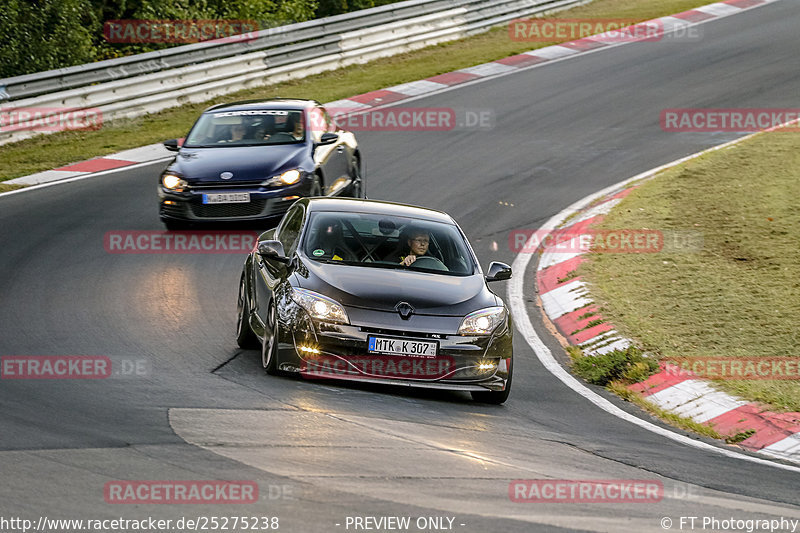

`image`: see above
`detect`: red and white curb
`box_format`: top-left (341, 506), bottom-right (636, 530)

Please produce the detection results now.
top-left (6, 143), bottom-right (174, 186)
top-left (534, 165), bottom-right (800, 466)
top-left (537, 188), bottom-right (636, 357)
top-left (631, 365), bottom-right (800, 462)
top-left (3, 0), bottom-right (780, 189)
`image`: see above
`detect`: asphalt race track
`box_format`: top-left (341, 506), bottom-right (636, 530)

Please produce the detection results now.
top-left (2, 2), bottom-right (800, 532)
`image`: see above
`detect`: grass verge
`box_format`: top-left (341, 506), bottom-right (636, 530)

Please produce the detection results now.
top-left (568, 345), bottom-right (722, 439)
top-left (568, 345), bottom-right (659, 385)
top-left (0, 183), bottom-right (23, 193)
top-left (0, 0), bottom-right (712, 182)
top-left (580, 126), bottom-right (800, 412)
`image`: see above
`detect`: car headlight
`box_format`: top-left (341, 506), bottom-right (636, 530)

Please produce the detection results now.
top-left (279, 169), bottom-right (301, 185)
top-left (264, 169), bottom-right (302, 187)
top-left (291, 288), bottom-right (349, 324)
top-left (458, 306), bottom-right (506, 335)
top-left (162, 173), bottom-right (188, 191)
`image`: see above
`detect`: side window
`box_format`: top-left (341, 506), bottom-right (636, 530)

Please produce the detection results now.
top-left (277, 207), bottom-right (304, 255)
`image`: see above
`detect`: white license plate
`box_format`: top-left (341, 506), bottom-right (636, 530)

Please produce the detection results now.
top-left (202, 192), bottom-right (250, 204)
top-left (368, 336), bottom-right (438, 357)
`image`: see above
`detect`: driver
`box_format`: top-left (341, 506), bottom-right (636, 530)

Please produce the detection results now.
top-left (400, 228), bottom-right (430, 266)
top-left (287, 113), bottom-right (305, 140)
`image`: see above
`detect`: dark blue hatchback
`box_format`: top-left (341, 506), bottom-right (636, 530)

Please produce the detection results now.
top-left (158, 99), bottom-right (363, 229)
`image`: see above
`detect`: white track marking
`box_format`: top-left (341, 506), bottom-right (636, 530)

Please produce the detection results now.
top-left (0, 157), bottom-right (173, 198)
top-left (540, 280), bottom-right (592, 318)
top-left (646, 381), bottom-right (748, 423)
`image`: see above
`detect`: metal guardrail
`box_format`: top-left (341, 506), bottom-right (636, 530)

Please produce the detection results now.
top-left (0, 0), bottom-right (586, 145)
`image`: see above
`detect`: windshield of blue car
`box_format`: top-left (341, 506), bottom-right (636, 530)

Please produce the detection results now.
top-left (183, 109), bottom-right (306, 147)
top-left (302, 212), bottom-right (477, 276)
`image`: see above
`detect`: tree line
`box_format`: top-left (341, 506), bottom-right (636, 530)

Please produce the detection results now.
top-left (0, 0), bottom-right (398, 79)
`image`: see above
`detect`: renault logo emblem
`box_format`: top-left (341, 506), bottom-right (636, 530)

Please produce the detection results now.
top-left (395, 302), bottom-right (415, 320)
top-left (220, 171), bottom-right (233, 180)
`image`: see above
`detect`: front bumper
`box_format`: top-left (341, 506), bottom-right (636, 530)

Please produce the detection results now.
top-left (278, 308), bottom-right (513, 392)
top-left (158, 183), bottom-right (306, 222)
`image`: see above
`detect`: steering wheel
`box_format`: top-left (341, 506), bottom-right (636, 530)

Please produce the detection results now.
top-left (410, 255), bottom-right (449, 271)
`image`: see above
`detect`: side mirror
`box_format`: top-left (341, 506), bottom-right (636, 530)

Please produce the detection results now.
top-left (163, 139), bottom-right (180, 152)
top-left (485, 261), bottom-right (512, 282)
top-left (257, 240), bottom-right (290, 264)
top-left (317, 132), bottom-right (339, 145)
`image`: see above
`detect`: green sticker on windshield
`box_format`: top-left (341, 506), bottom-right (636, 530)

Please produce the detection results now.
top-left (313, 249), bottom-right (325, 256)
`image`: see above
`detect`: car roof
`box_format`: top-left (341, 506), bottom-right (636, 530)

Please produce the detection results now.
top-left (204, 99), bottom-right (319, 113)
top-left (302, 198), bottom-right (456, 224)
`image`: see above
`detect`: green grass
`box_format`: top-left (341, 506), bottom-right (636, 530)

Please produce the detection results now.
top-left (0, 0), bottom-right (712, 183)
top-left (725, 429), bottom-right (756, 444)
top-left (0, 183), bottom-right (23, 193)
top-left (568, 345), bottom-right (659, 385)
top-left (580, 128), bottom-right (800, 412)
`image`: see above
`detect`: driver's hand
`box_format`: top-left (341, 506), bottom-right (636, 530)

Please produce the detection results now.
top-left (401, 255), bottom-right (417, 266)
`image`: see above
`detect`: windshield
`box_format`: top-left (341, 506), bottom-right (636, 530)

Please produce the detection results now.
top-left (302, 212), bottom-right (477, 276)
top-left (183, 109), bottom-right (305, 147)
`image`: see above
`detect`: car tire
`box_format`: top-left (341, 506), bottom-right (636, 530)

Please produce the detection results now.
top-left (236, 274), bottom-right (259, 349)
top-left (351, 157), bottom-right (365, 198)
top-left (471, 360), bottom-right (512, 404)
top-left (309, 174), bottom-right (323, 197)
top-left (262, 302), bottom-right (280, 375)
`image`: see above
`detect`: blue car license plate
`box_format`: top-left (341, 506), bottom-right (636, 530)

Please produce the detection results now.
top-left (202, 192), bottom-right (250, 204)
top-left (368, 336), bottom-right (438, 357)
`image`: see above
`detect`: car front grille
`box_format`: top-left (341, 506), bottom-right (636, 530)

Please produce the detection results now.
top-left (190, 200), bottom-right (267, 218)
top-left (190, 180), bottom-right (266, 190)
top-left (358, 326), bottom-right (449, 340)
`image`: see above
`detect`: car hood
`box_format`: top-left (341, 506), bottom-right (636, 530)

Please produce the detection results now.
top-left (171, 145), bottom-right (308, 183)
top-left (297, 258), bottom-right (497, 315)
